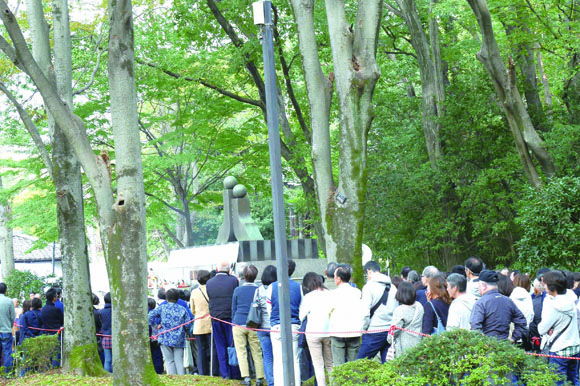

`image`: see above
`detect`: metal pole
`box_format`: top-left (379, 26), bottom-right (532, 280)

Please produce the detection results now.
top-left (52, 241), bottom-right (56, 275)
top-left (260, 2), bottom-right (294, 385)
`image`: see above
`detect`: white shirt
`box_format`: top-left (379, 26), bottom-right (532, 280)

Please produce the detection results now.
top-left (299, 289), bottom-right (331, 337)
top-left (328, 283), bottom-right (364, 338)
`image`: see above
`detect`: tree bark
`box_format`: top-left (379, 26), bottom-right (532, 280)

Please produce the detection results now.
top-left (52, 0), bottom-right (103, 374)
top-left (107, 0), bottom-right (154, 384)
top-left (563, 53), bottom-right (580, 124)
top-left (395, 0), bottom-right (445, 168)
top-left (466, 0), bottom-right (556, 187)
top-left (0, 177), bottom-right (15, 281)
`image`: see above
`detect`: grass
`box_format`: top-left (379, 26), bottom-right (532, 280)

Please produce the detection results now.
top-left (3, 372), bottom-right (240, 386)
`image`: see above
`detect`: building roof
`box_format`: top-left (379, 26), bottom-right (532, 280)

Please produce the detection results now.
top-left (13, 233), bottom-right (61, 263)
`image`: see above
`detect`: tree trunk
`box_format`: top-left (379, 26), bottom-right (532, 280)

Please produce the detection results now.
top-left (395, 0), bottom-right (445, 169)
top-left (52, 0), bottom-right (103, 374)
top-left (563, 53), bottom-right (580, 124)
top-left (503, 20), bottom-right (548, 132)
top-left (290, 0), bottom-right (382, 285)
top-left (0, 1), bottom-right (157, 383)
top-left (107, 0), bottom-right (155, 384)
top-left (0, 177), bottom-right (15, 281)
top-left (466, 0), bottom-right (556, 187)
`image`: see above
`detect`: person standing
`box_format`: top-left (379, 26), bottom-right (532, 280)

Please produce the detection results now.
top-left (422, 275), bottom-right (451, 335)
top-left (300, 272), bottom-right (332, 386)
top-left (357, 261), bottom-right (397, 362)
top-left (416, 266), bottom-right (439, 306)
top-left (190, 270), bottom-right (216, 376)
top-left (255, 265), bottom-right (277, 386)
top-left (538, 270), bottom-right (580, 386)
top-left (328, 264), bottom-right (364, 367)
top-left (0, 283), bottom-right (15, 374)
top-left (41, 288), bottom-right (64, 335)
top-left (206, 261), bottom-right (240, 379)
top-left (470, 270), bottom-right (528, 341)
top-left (387, 281), bottom-right (424, 357)
top-left (232, 265), bottom-right (264, 386)
top-left (148, 288), bottom-right (192, 375)
top-left (98, 292), bottom-right (113, 373)
top-left (446, 273), bottom-right (476, 330)
top-left (19, 298), bottom-right (43, 344)
top-left (464, 257), bottom-right (484, 299)
top-left (268, 259), bottom-right (303, 386)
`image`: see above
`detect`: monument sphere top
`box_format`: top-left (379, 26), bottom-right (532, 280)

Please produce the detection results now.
top-left (233, 184), bottom-right (248, 198)
top-left (224, 176), bottom-right (238, 189)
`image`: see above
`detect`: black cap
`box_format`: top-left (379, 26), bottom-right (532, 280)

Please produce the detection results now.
top-left (479, 270), bottom-right (499, 283)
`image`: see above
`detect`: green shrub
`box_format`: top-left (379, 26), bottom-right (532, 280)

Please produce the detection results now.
top-left (13, 335), bottom-right (61, 375)
top-left (332, 329), bottom-right (561, 386)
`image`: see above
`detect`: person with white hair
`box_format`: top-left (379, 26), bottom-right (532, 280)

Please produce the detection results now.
top-left (206, 260), bottom-right (241, 379)
top-left (416, 266), bottom-right (439, 306)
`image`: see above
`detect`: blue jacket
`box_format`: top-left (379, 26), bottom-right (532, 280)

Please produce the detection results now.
top-left (19, 310), bottom-right (43, 343)
top-left (40, 301), bottom-right (64, 335)
top-left (99, 303), bottom-right (112, 336)
top-left (232, 284), bottom-right (258, 326)
top-left (270, 279), bottom-right (302, 326)
top-left (206, 272), bottom-right (239, 320)
top-left (470, 289), bottom-right (528, 341)
top-left (161, 299), bottom-right (193, 319)
top-left (148, 302), bottom-right (191, 348)
top-left (422, 298), bottom-right (450, 335)
top-left (416, 286), bottom-right (428, 307)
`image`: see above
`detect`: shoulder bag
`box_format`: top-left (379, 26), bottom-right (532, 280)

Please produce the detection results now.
top-left (246, 288), bottom-right (262, 328)
top-left (429, 302), bottom-right (446, 335)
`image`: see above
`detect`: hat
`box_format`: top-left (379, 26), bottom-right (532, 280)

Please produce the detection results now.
top-left (479, 270), bottom-right (499, 283)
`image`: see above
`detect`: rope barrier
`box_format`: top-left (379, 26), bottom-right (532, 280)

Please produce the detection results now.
top-left (16, 312), bottom-right (580, 362)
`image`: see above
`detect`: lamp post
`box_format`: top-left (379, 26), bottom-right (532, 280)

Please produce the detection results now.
top-left (253, 1), bottom-right (295, 385)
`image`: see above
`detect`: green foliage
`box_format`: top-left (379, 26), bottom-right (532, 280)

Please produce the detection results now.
top-left (332, 330), bottom-right (560, 386)
top-left (13, 335), bottom-right (60, 375)
top-left (516, 176), bottom-right (580, 271)
top-left (5, 270), bottom-right (46, 302)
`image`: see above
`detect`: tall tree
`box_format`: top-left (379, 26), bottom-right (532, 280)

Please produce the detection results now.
top-left (390, 0), bottom-right (446, 168)
top-left (0, 0), bottom-right (157, 383)
top-left (466, 0), bottom-right (556, 187)
top-left (290, 0), bottom-right (383, 282)
top-left (0, 176), bottom-right (14, 280)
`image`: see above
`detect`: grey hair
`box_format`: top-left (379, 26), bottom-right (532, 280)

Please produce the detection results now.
top-left (422, 266), bottom-right (440, 279)
top-left (447, 273), bottom-right (467, 293)
top-left (407, 270), bottom-right (420, 283)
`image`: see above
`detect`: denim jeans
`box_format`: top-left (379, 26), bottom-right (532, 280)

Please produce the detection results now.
top-left (0, 333), bottom-right (13, 374)
top-left (257, 331), bottom-right (274, 386)
top-left (211, 320), bottom-right (240, 379)
top-left (103, 348), bottom-right (113, 373)
top-left (356, 331), bottom-right (390, 363)
top-left (550, 351), bottom-right (580, 386)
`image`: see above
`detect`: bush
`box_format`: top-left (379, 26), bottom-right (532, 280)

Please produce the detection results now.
top-left (332, 329), bottom-right (561, 386)
top-left (5, 270), bottom-right (62, 302)
top-left (13, 335), bottom-right (61, 375)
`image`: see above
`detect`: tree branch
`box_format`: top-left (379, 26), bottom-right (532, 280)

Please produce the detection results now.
top-left (161, 223), bottom-right (185, 249)
top-left (144, 191), bottom-right (185, 216)
top-left (73, 37), bottom-right (104, 95)
top-left (273, 6), bottom-right (311, 145)
top-left (137, 58), bottom-right (263, 108)
top-left (0, 82), bottom-right (54, 178)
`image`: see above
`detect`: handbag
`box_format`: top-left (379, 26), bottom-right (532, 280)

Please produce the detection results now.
top-left (183, 337), bottom-right (194, 370)
top-left (385, 344), bottom-right (396, 361)
top-left (429, 302), bottom-right (446, 335)
top-left (246, 289), bottom-right (262, 328)
top-left (541, 315), bottom-right (572, 355)
top-left (227, 345), bottom-right (238, 366)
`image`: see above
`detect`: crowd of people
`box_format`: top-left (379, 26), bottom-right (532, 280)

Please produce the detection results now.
top-left (0, 258), bottom-right (579, 386)
top-left (142, 258), bottom-right (580, 386)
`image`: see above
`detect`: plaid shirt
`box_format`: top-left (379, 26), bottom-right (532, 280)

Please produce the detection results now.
top-left (556, 344), bottom-right (580, 357)
top-left (102, 336), bottom-right (112, 350)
